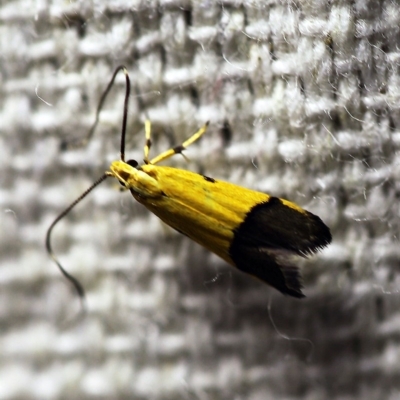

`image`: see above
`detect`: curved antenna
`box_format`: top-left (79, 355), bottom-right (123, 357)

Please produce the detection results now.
top-left (46, 173), bottom-right (110, 306)
top-left (61, 65), bottom-right (131, 162)
top-left (48, 65), bottom-right (133, 308)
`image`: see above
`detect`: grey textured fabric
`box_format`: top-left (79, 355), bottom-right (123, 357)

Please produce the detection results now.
top-left (1, 0), bottom-right (400, 399)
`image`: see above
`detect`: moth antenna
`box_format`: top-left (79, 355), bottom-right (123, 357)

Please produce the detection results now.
top-left (45, 174), bottom-right (110, 309)
top-left (60, 65), bottom-right (131, 162)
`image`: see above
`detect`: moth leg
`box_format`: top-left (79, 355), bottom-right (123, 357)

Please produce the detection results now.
top-left (149, 121), bottom-right (210, 165)
top-left (143, 119), bottom-right (152, 164)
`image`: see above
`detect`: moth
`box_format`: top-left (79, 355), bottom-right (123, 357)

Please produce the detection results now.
top-left (46, 66), bottom-right (332, 301)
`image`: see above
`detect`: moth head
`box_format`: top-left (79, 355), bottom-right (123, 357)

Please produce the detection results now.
top-left (108, 160), bottom-right (161, 197)
top-left (109, 160), bottom-right (138, 188)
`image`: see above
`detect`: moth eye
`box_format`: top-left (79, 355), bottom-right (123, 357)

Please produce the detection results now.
top-left (118, 171), bottom-right (131, 182)
top-left (127, 159), bottom-right (138, 168)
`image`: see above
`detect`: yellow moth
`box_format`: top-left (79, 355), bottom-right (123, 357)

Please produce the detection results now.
top-left (46, 66), bottom-right (332, 301)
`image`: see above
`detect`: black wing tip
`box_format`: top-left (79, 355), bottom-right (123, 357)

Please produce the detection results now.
top-left (237, 197), bottom-right (332, 257)
top-left (300, 212), bottom-right (332, 256)
top-left (309, 212), bottom-right (332, 244)
top-left (259, 263), bottom-right (306, 299)
top-left (228, 197), bottom-right (332, 299)
top-left (279, 265), bottom-right (306, 298)
top-left (230, 245), bottom-right (307, 299)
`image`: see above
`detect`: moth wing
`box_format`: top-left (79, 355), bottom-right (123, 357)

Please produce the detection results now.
top-left (229, 197), bottom-right (332, 297)
top-left (231, 244), bottom-right (305, 298)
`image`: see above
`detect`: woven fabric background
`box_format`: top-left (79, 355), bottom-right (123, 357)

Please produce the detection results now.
top-left (2, 0), bottom-right (400, 399)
